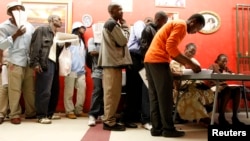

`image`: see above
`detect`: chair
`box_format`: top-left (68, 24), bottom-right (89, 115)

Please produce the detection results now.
top-left (240, 82), bottom-right (249, 118)
top-left (227, 82), bottom-right (249, 118)
top-left (239, 71), bottom-right (250, 118)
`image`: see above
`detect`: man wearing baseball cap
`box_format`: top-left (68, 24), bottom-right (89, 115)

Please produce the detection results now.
top-left (63, 21), bottom-right (87, 119)
top-left (6, 1), bottom-right (25, 15)
top-left (0, 1), bottom-right (36, 124)
top-left (29, 14), bottom-right (63, 124)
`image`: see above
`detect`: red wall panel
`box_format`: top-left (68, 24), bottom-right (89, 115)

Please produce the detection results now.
top-left (0, 0), bottom-right (249, 112)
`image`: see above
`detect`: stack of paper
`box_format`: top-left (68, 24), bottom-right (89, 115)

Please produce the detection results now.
top-left (182, 69), bottom-right (213, 75)
top-left (139, 68), bottom-right (148, 88)
top-left (55, 32), bottom-right (79, 46)
top-left (12, 10), bottom-right (27, 28)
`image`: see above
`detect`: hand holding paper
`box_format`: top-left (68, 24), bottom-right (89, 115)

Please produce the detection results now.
top-left (12, 10), bottom-right (27, 28)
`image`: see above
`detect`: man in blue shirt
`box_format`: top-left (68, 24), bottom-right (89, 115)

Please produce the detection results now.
top-left (0, 1), bottom-right (36, 124)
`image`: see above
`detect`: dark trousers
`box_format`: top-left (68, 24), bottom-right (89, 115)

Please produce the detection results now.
top-left (88, 77), bottom-right (104, 118)
top-left (141, 82), bottom-right (150, 124)
top-left (35, 60), bottom-right (60, 119)
top-left (123, 52), bottom-right (147, 122)
top-left (144, 63), bottom-right (175, 131)
top-left (123, 65), bottom-right (142, 122)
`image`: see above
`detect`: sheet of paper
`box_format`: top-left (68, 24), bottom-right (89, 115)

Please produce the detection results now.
top-left (92, 22), bottom-right (104, 43)
top-left (55, 32), bottom-right (79, 40)
top-left (12, 10), bottom-right (27, 28)
top-left (182, 69), bottom-right (213, 75)
top-left (55, 32), bottom-right (79, 45)
top-left (139, 68), bottom-right (148, 88)
top-left (1, 65), bottom-right (8, 87)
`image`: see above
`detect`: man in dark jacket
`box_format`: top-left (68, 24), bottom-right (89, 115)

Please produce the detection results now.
top-left (29, 15), bottom-right (63, 124)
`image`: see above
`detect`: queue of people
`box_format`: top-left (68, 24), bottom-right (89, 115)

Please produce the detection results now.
top-left (0, 1), bottom-right (247, 139)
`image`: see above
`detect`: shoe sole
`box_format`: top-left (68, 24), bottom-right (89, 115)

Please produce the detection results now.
top-left (38, 121), bottom-right (51, 124)
top-left (103, 127), bottom-right (126, 131)
top-left (88, 123), bottom-right (96, 126)
top-left (103, 124), bottom-right (126, 131)
top-left (66, 116), bottom-right (77, 119)
top-left (162, 132), bottom-right (185, 137)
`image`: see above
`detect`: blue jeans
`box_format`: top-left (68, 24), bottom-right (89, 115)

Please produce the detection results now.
top-left (35, 60), bottom-right (60, 119)
top-left (88, 77), bottom-right (104, 118)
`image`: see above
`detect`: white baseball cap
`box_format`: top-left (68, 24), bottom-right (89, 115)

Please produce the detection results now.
top-left (72, 22), bottom-right (86, 31)
top-left (7, 1), bottom-right (25, 15)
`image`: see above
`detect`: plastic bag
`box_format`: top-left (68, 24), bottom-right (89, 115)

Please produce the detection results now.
top-left (59, 47), bottom-right (72, 76)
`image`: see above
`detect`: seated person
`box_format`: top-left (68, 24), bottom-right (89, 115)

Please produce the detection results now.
top-left (170, 43), bottom-right (214, 125)
top-left (207, 54), bottom-right (245, 125)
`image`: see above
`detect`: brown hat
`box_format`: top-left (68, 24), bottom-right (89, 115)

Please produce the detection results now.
top-left (7, 1), bottom-right (25, 15)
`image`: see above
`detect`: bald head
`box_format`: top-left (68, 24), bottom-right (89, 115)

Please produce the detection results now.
top-left (48, 15), bottom-right (60, 23)
top-left (107, 3), bottom-right (123, 21)
top-left (108, 3), bottom-right (121, 14)
top-left (154, 11), bottom-right (168, 22)
top-left (154, 11), bottom-right (168, 29)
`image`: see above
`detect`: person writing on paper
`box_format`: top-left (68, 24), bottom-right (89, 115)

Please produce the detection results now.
top-left (144, 13), bottom-right (205, 137)
top-left (207, 54), bottom-right (245, 125)
top-left (63, 22), bottom-right (87, 119)
top-left (29, 14), bottom-right (63, 124)
top-left (0, 1), bottom-right (36, 124)
top-left (170, 43), bottom-right (214, 126)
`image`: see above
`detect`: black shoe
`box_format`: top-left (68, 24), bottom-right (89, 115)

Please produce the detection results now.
top-left (162, 128), bottom-right (185, 137)
top-left (124, 122), bottom-right (138, 128)
top-left (25, 116), bottom-right (37, 119)
top-left (103, 123), bottom-right (126, 131)
top-left (218, 116), bottom-right (230, 125)
top-left (199, 117), bottom-right (211, 127)
top-left (0, 117), bottom-right (4, 124)
top-left (232, 117), bottom-right (245, 125)
top-left (151, 128), bottom-right (162, 136)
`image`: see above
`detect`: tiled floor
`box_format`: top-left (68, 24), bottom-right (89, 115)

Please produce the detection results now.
top-left (0, 112), bottom-right (249, 141)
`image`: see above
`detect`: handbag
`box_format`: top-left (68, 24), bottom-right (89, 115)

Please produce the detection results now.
top-left (59, 46), bottom-right (72, 76)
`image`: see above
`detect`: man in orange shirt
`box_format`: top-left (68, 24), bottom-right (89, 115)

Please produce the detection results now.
top-left (144, 13), bottom-right (205, 137)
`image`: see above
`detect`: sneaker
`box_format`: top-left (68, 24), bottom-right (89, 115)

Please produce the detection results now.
top-left (103, 123), bottom-right (126, 131)
top-left (25, 116), bottom-right (37, 119)
top-left (66, 113), bottom-right (77, 119)
top-left (48, 115), bottom-right (61, 120)
top-left (88, 116), bottom-right (96, 126)
top-left (142, 123), bottom-right (152, 130)
top-left (38, 118), bottom-right (51, 124)
top-left (97, 115), bottom-right (104, 121)
top-left (162, 128), bottom-right (185, 137)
